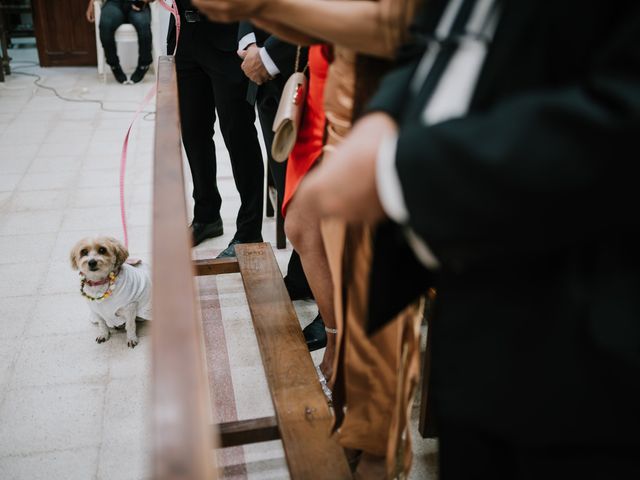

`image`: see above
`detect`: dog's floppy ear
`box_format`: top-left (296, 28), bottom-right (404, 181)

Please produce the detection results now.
top-left (107, 237), bottom-right (129, 268)
top-left (69, 240), bottom-right (82, 270)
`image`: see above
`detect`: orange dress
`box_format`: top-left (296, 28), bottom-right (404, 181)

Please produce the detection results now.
top-left (282, 45), bottom-right (330, 214)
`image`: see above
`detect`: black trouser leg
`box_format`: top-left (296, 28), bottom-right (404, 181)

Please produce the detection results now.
top-left (127, 7), bottom-right (153, 67)
top-left (175, 59), bottom-right (221, 223)
top-left (99, 0), bottom-right (126, 67)
top-left (205, 52), bottom-right (264, 241)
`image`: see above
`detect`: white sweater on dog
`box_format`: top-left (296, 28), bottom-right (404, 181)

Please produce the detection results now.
top-left (87, 263), bottom-right (152, 328)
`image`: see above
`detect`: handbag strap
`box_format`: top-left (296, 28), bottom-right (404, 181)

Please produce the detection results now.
top-left (294, 46), bottom-right (309, 73)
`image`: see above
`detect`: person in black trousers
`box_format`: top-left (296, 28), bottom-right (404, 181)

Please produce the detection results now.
top-left (168, 1), bottom-right (264, 257)
top-left (86, 0), bottom-right (154, 83)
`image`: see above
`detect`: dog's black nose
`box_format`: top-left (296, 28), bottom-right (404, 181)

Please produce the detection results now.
top-left (88, 259), bottom-right (98, 269)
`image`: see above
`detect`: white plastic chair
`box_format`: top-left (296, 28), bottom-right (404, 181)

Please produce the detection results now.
top-left (94, 0), bottom-right (162, 79)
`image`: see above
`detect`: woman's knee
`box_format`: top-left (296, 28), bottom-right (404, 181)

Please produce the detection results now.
top-left (285, 203), bottom-right (319, 252)
top-left (284, 216), bottom-right (304, 250)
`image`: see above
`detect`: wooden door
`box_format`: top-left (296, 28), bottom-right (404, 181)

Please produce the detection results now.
top-left (31, 0), bottom-right (97, 66)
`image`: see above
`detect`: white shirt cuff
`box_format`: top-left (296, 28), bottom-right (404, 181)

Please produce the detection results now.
top-left (376, 133), bottom-right (409, 223)
top-left (238, 33), bottom-right (257, 51)
top-left (259, 47), bottom-right (280, 77)
top-left (375, 132), bottom-right (440, 270)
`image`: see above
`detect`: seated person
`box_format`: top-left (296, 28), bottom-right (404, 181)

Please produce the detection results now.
top-left (86, 0), bottom-right (154, 83)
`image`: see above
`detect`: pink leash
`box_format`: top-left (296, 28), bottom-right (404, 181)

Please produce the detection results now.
top-left (119, 0), bottom-right (180, 248)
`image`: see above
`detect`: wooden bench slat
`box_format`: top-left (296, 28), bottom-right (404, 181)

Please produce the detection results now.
top-left (218, 416), bottom-right (280, 448)
top-left (236, 243), bottom-right (352, 480)
top-left (152, 56), bottom-right (217, 480)
top-left (194, 257), bottom-right (240, 276)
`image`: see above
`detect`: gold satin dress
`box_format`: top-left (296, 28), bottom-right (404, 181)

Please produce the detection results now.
top-left (319, 2), bottom-right (424, 475)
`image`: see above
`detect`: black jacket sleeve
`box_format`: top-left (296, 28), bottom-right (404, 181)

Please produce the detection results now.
top-left (393, 7), bottom-right (640, 271)
top-left (263, 36), bottom-right (306, 79)
top-left (238, 21), bottom-right (269, 47)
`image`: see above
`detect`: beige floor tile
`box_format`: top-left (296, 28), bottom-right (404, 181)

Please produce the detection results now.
top-left (0, 233), bottom-right (57, 265)
top-left (17, 171), bottom-right (77, 192)
top-left (26, 293), bottom-right (93, 338)
top-left (28, 155), bottom-right (84, 174)
top-left (0, 210), bottom-right (64, 235)
top-left (0, 447), bottom-right (100, 480)
top-left (10, 333), bottom-right (110, 387)
top-left (0, 156), bottom-right (32, 175)
top-left (0, 296), bottom-right (35, 339)
top-left (0, 384), bottom-right (104, 456)
top-left (0, 174), bottom-right (22, 193)
top-left (7, 189), bottom-right (69, 212)
top-left (60, 207), bottom-right (123, 233)
top-left (0, 262), bottom-right (48, 297)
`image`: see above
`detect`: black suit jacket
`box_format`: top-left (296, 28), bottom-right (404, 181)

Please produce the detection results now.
top-left (367, 0), bottom-right (640, 446)
top-left (168, 0), bottom-right (238, 53)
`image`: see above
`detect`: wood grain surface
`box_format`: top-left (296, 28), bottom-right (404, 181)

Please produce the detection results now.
top-left (236, 243), bottom-right (352, 479)
top-left (151, 56), bottom-right (217, 480)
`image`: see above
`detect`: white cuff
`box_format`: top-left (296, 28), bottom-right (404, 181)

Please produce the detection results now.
top-left (376, 133), bottom-right (409, 223)
top-left (259, 47), bottom-right (280, 77)
top-left (375, 133), bottom-right (440, 270)
top-left (238, 33), bottom-right (257, 51)
top-left (405, 228), bottom-right (440, 270)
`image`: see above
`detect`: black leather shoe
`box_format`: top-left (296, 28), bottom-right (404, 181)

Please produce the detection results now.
top-left (284, 275), bottom-right (314, 301)
top-left (303, 314), bottom-right (327, 352)
top-left (110, 65), bottom-right (127, 84)
top-left (130, 64), bottom-right (150, 83)
top-left (191, 219), bottom-right (224, 246)
top-left (216, 237), bottom-right (262, 259)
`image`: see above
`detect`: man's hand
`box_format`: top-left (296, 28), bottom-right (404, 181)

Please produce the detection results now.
top-left (238, 45), bottom-right (271, 85)
top-left (295, 113), bottom-right (398, 224)
top-left (192, 0), bottom-right (266, 22)
top-left (131, 0), bottom-right (152, 12)
top-left (86, 0), bottom-right (95, 22)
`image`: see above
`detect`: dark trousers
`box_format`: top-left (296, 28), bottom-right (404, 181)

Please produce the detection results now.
top-left (99, 0), bottom-right (152, 67)
top-left (175, 24), bottom-right (264, 241)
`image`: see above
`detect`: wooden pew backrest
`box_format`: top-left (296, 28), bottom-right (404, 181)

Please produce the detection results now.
top-left (152, 55), bottom-right (217, 480)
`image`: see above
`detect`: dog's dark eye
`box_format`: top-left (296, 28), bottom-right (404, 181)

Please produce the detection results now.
top-left (80, 249), bottom-right (88, 257)
top-left (98, 247), bottom-right (107, 255)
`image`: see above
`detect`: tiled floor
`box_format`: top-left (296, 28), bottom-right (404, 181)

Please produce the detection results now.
top-left (0, 46), bottom-right (437, 479)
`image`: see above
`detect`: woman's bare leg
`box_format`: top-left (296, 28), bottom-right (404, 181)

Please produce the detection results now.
top-left (285, 196), bottom-right (336, 379)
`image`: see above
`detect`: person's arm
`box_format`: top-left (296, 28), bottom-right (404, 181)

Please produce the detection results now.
top-left (86, 0), bottom-right (96, 23)
top-left (193, 0), bottom-right (416, 58)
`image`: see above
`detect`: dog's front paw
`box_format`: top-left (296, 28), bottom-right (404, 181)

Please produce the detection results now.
top-left (96, 333), bottom-right (110, 344)
top-left (127, 337), bottom-right (139, 348)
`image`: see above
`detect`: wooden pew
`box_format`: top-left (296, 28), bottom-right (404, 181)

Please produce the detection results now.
top-left (152, 55), bottom-right (352, 479)
top-left (152, 56), bottom-right (217, 480)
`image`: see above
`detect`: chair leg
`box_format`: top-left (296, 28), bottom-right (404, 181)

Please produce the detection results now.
top-left (266, 171), bottom-right (275, 218)
top-left (276, 193), bottom-right (286, 249)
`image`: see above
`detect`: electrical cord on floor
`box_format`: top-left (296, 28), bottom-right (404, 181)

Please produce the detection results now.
top-left (5, 61), bottom-right (156, 121)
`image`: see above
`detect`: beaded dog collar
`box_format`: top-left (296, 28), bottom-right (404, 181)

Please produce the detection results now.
top-left (80, 270), bottom-right (118, 301)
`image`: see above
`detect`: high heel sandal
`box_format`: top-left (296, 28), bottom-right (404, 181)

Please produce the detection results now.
top-left (315, 365), bottom-right (333, 406)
